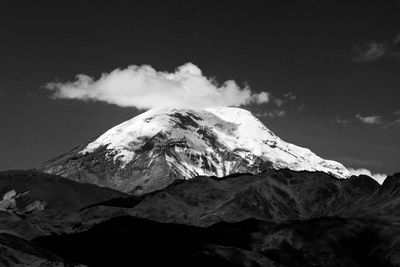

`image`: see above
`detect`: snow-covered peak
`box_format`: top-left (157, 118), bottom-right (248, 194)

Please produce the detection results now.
top-left (80, 107), bottom-right (351, 179)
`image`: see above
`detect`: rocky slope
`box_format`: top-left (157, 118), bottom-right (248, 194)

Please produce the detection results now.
top-left (0, 170), bottom-right (127, 213)
top-left (2, 169), bottom-right (400, 266)
top-left (73, 170), bottom-right (398, 231)
top-left (0, 232), bottom-right (83, 266)
top-left (0, 170), bottom-right (128, 239)
top-left (41, 107), bottom-right (350, 195)
top-left (34, 215), bottom-right (400, 267)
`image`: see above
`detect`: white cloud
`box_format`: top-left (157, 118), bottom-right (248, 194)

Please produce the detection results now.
top-left (348, 168), bottom-right (387, 184)
top-left (394, 110), bottom-right (400, 115)
top-left (45, 63), bottom-right (270, 110)
top-left (356, 113), bottom-right (382, 124)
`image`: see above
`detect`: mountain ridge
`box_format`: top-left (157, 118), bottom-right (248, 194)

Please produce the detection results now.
top-left (1, 169), bottom-right (399, 266)
top-left (41, 107), bottom-right (351, 195)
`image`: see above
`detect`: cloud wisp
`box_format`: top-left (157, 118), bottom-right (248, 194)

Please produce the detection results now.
top-left (255, 110), bottom-right (286, 118)
top-left (335, 115), bottom-right (351, 124)
top-left (356, 114), bottom-right (382, 124)
top-left (45, 63), bottom-right (270, 110)
top-left (297, 102), bottom-right (305, 112)
top-left (384, 110), bottom-right (400, 128)
top-left (394, 33), bottom-right (400, 45)
top-left (385, 119), bottom-right (400, 129)
top-left (272, 92), bottom-right (297, 107)
top-left (335, 110), bottom-right (400, 128)
top-left (353, 33), bottom-right (400, 62)
top-left (348, 168), bottom-right (387, 184)
top-left (353, 41), bottom-right (388, 62)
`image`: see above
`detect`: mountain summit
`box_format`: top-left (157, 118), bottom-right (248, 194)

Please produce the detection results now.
top-left (42, 107), bottom-right (350, 194)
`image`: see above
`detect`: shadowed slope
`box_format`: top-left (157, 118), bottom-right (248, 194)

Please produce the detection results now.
top-left (34, 215), bottom-right (400, 267)
top-left (0, 170), bottom-right (128, 239)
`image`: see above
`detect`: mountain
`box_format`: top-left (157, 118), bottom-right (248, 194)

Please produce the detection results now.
top-left (4, 108), bottom-right (398, 266)
top-left (126, 170), bottom-right (392, 226)
top-left (74, 170), bottom-right (396, 231)
top-left (41, 107), bottom-right (350, 195)
top-left (34, 170), bottom-right (400, 267)
top-left (2, 169), bottom-right (400, 266)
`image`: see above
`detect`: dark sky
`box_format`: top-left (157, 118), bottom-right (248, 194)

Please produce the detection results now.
top-left (0, 1), bottom-right (399, 174)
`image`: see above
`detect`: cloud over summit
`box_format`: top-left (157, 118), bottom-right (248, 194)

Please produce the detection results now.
top-left (45, 63), bottom-right (270, 110)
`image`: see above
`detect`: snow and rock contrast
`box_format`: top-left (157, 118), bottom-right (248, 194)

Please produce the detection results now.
top-left (42, 107), bottom-right (350, 194)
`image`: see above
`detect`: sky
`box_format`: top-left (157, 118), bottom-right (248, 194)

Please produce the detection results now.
top-left (0, 1), bottom-right (399, 176)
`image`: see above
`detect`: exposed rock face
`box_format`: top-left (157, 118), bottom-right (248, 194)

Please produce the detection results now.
top-left (0, 189), bottom-right (46, 214)
top-left (41, 107), bottom-right (351, 195)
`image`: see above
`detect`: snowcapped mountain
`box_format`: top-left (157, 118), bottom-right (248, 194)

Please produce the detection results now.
top-left (42, 107), bottom-right (350, 195)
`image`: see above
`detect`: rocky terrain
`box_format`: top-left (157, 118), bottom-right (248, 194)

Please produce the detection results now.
top-left (0, 170), bottom-right (128, 266)
top-left (0, 232), bottom-right (82, 267)
top-left (34, 215), bottom-right (400, 267)
top-left (1, 169), bottom-right (400, 266)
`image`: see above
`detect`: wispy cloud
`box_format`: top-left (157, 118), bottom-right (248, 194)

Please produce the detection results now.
top-left (342, 110), bottom-right (400, 128)
top-left (45, 63), bottom-right (270, 110)
top-left (284, 92), bottom-right (296, 100)
top-left (348, 168), bottom-right (387, 184)
top-left (384, 119), bottom-right (400, 129)
top-left (271, 92), bottom-right (296, 108)
top-left (335, 116), bottom-right (351, 124)
top-left (353, 41), bottom-right (388, 62)
top-left (297, 102), bottom-right (305, 112)
top-left (384, 110), bottom-right (400, 128)
top-left (255, 110), bottom-right (286, 118)
top-left (393, 33), bottom-right (400, 45)
top-left (273, 98), bottom-right (284, 107)
top-left (353, 33), bottom-right (400, 62)
top-left (356, 114), bottom-right (382, 124)
top-left (391, 119), bottom-right (400, 126)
